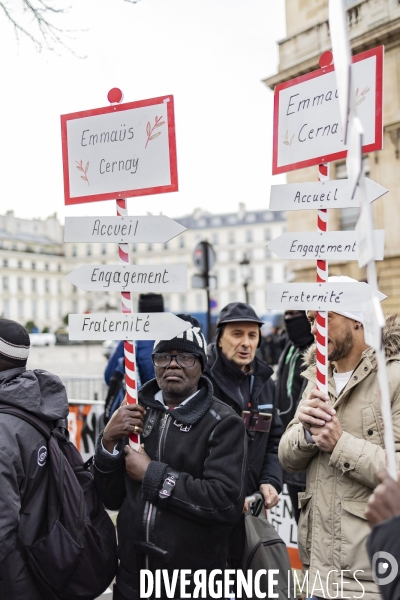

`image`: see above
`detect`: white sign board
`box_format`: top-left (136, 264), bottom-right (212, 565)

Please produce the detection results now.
top-left (329, 0), bottom-right (352, 141)
top-left (66, 264), bottom-right (187, 292)
top-left (68, 313), bottom-right (191, 341)
top-left (355, 202), bottom-right (378, 268)
top-left (269, 178), bottom-right (387, 212)
top-left (61, 95), bottom-right (178, 205)
top-left (363, 296), bottom-right (385, 350)
top-left (272, 46), bottom-right (383, 174)
top-left (268, 230), bottom-right (384, 261)
top-left (64, 216), bottom-right (186, 243)
top-left (266, 282), bottom-right (386, 311)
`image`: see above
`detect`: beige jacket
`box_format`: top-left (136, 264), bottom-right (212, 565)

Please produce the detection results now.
top-left (278, 315), bottom-right (400, 600)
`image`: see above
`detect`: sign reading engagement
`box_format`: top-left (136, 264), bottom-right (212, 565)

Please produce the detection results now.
top-left (272, 46), bottom-right (383, 174)
top-left (61, 95), bottom-right (178, 205)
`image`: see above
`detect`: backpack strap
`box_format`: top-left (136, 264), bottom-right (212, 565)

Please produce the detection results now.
top-left (0, 403), bottom-right (52, 439)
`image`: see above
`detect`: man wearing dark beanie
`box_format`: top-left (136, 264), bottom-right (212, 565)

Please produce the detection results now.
top-left (94, 314), bottom-right (247, 600)
top-left (0, 318), bottom-right (69, 599)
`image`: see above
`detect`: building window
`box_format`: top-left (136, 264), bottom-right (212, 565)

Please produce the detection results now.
top-left (18, 300), bottom-right (24, 319)
top-left (195, 293), bottom-right (202, 311)
top-left (45, 279), bottom-right (50, 293)
top-left (265, 267), bottom-right (273, 282)
top-left (18, 261), bottom-right (22, 269)
top-left (264, 228), bottom-right (271, 241)
top-left (86, 245), bottom-right (92, 256)
top-left (228, 231), bottom-right (235, 244)
top-left (179, 295), bottom-right (186, 311)
top-left (148, 243), bottom-right (152, 251)
top-left (229, 250), bottom-right (235, 262)
top-left (3, 299), bottom-right (9, 318)
top-left (132, 244), bottom-right (136, 253)
top-left (179, 237), bottom-right (185, 249)
top-left (32, 300), bottom-right (37, 318)
top-left (58, 264), bottom-right (61, 272)
top-left (3, 259), bottom-right (8, 268)
top-left (211, 233), bottom-right (218, 245)
top-left (265, 248), bottom-right (272, 259)
top-left (248, 268), bottom-right (254, 282)
top-left (45, 263), bottom-right (49, 271)
top-left (31, 262), bottom-right (36, 270)
top-left (58, 280), bottom-right (62, 294)
top-left (17, 277), bottom-right (23, 292)
top-left (164, 242), bottom-right (168, 250)
top-left (45, 301), bottom-right (50, 319)
top-left (72, 246), bottom-right (77, 257)
top-left (32, 279), bottom-right (37, 292)
top-left (101, 244), bottom-right (107, 255)
top-left (58, 301), bottom-right (63, 318)
top-left (246, 230), bottom-right (253, 243)
top-left (3, 276), bottom-right (9, 291)
top-left (229, 269), bottom-right (236, 283)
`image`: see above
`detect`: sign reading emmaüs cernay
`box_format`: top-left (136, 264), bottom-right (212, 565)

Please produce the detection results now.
top-left (272, 46), bottom-right (383, 174)
top-left (61, 95), bottom-right (178, 205)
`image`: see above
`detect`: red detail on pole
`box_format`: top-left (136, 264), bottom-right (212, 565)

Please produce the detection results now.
top-left (107, 88), bottom-right (124, 104)
top-left (319, 51), bottom-right (333, 68)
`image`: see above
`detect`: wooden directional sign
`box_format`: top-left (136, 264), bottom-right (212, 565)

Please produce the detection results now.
top-left (61, 95), bottom-right (178, 205)
top-left (64, 216), bottom-right (186, 243)
top-left (268, 230), bottom-right (385, 261)
top-left (266, 282), bottom-right (386, 311)
top-left (65, 264), bottom-right (187, 292)
top-left (269, 178), bottom-right (387, 212)
top-left (272, 46), bottom-right (383, 174)
top-left (68, 313), bottom-right (191, 341)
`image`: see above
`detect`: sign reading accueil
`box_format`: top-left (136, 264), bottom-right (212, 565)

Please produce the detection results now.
top-left (272, 46), bottom-right (383, 174)
top-left (61, 95), bottom-right (178, 205)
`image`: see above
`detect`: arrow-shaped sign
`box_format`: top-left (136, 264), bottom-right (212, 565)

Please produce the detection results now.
top-left (68, 313), bottom-right (191, 341)
top-left (268, 230), bottom-right (385, 261)
top-left (269, 178), bottom-right (387, 212)
top-left (65, 264), bottom-right (187, 292)
top-left (266, 282), bottom-right (386, 311)
top-left (64, 216), bottom-right (187, 244)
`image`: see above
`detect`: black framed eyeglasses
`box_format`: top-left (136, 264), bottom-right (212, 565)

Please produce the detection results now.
top-left (152, 353), bottom-right (199, 368)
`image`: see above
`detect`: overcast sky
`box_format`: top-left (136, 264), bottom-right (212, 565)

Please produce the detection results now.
top-left (0, 0), bottom-right (286, 223)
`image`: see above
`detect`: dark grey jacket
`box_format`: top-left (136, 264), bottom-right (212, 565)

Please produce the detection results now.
top-left (0, 367), bottom-right (69, 600)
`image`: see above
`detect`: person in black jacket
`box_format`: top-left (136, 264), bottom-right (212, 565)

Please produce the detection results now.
top-left (94, 315), bottom-right (247, 600)
top-left (0, 319), bottom-right (69, 600)
top-left (205, 302), bottom-right (283, 506)
top-left (275, 310), bottom-right (314, 523)
top-left (365, 468), bottom-right (400, 600)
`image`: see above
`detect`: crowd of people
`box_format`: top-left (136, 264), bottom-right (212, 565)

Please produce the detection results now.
top-left (1, 280), bottom-right (400, 600)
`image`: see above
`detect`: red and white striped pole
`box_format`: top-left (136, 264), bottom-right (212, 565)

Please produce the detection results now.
top-left (108, 88), bottom-right (139, 449)
top-left (316, 163), bottom-right (329, 395)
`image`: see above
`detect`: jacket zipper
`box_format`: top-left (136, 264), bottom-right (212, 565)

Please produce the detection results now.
top-left (144, 411), bottom-right (170, 569)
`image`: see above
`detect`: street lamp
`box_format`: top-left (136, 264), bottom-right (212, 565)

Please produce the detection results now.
top-left (239, 253), bottom-right (250, 304)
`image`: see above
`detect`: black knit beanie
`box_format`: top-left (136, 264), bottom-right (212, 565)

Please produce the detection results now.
top-left (153, 314), bottom-right (207, 370)
top-left (138, 293), bottom-right (164, 313)
top-left (0, 318), bottom-right (30, 367)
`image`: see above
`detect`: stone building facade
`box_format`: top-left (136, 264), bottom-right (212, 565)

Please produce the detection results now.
top-left (264, 0), bottom-right (400, 312)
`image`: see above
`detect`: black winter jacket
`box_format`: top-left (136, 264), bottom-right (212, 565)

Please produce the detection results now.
top-left (0, 367), bottom-right (69, 600)
top-left (94, 376), bottom-right (247, 599)
top-left (205, 344), bottom-right (283, 496)
top-left (367, 515), bottom-right (400, 600)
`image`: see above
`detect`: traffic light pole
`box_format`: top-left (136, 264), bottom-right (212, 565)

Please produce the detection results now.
top-left (204, 242), bottom-right (211, 340)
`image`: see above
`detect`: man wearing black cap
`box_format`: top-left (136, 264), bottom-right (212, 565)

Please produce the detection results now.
top-left (205, 303), bottom-right (283, 508)
top-left (94, 314), bottom-right (247, 600)
top-left (0, 318), bottom-right (69, 599)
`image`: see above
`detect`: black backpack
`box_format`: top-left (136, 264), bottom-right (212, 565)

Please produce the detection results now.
top-left (243, 493), bottom-right (296, 600)
top-left (0, 403), bottom-right (118, 600)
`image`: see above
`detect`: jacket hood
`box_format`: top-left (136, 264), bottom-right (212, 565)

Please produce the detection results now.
top-left (0, 367), bottom-right (69, 421)
top-left (302, 313), bottom-right (400, 368)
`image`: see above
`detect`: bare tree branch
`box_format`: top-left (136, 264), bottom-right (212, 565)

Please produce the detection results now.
top-left (0, 0), bottom-right (142, 56)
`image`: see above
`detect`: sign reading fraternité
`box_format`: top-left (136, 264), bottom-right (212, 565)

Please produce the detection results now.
top-left (61, 95), bottom-right (178, 205)
top-left (69, 313), bottom-right (191, 341)
top-left (272, 46), bottom-right (383, 174)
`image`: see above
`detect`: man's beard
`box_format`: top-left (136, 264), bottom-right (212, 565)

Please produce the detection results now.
top-left (328, 325), bottom-right (354, 362)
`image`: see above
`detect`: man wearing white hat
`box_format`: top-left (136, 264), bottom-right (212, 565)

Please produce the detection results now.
top-left (278, 276), bottom-right (400, 600)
